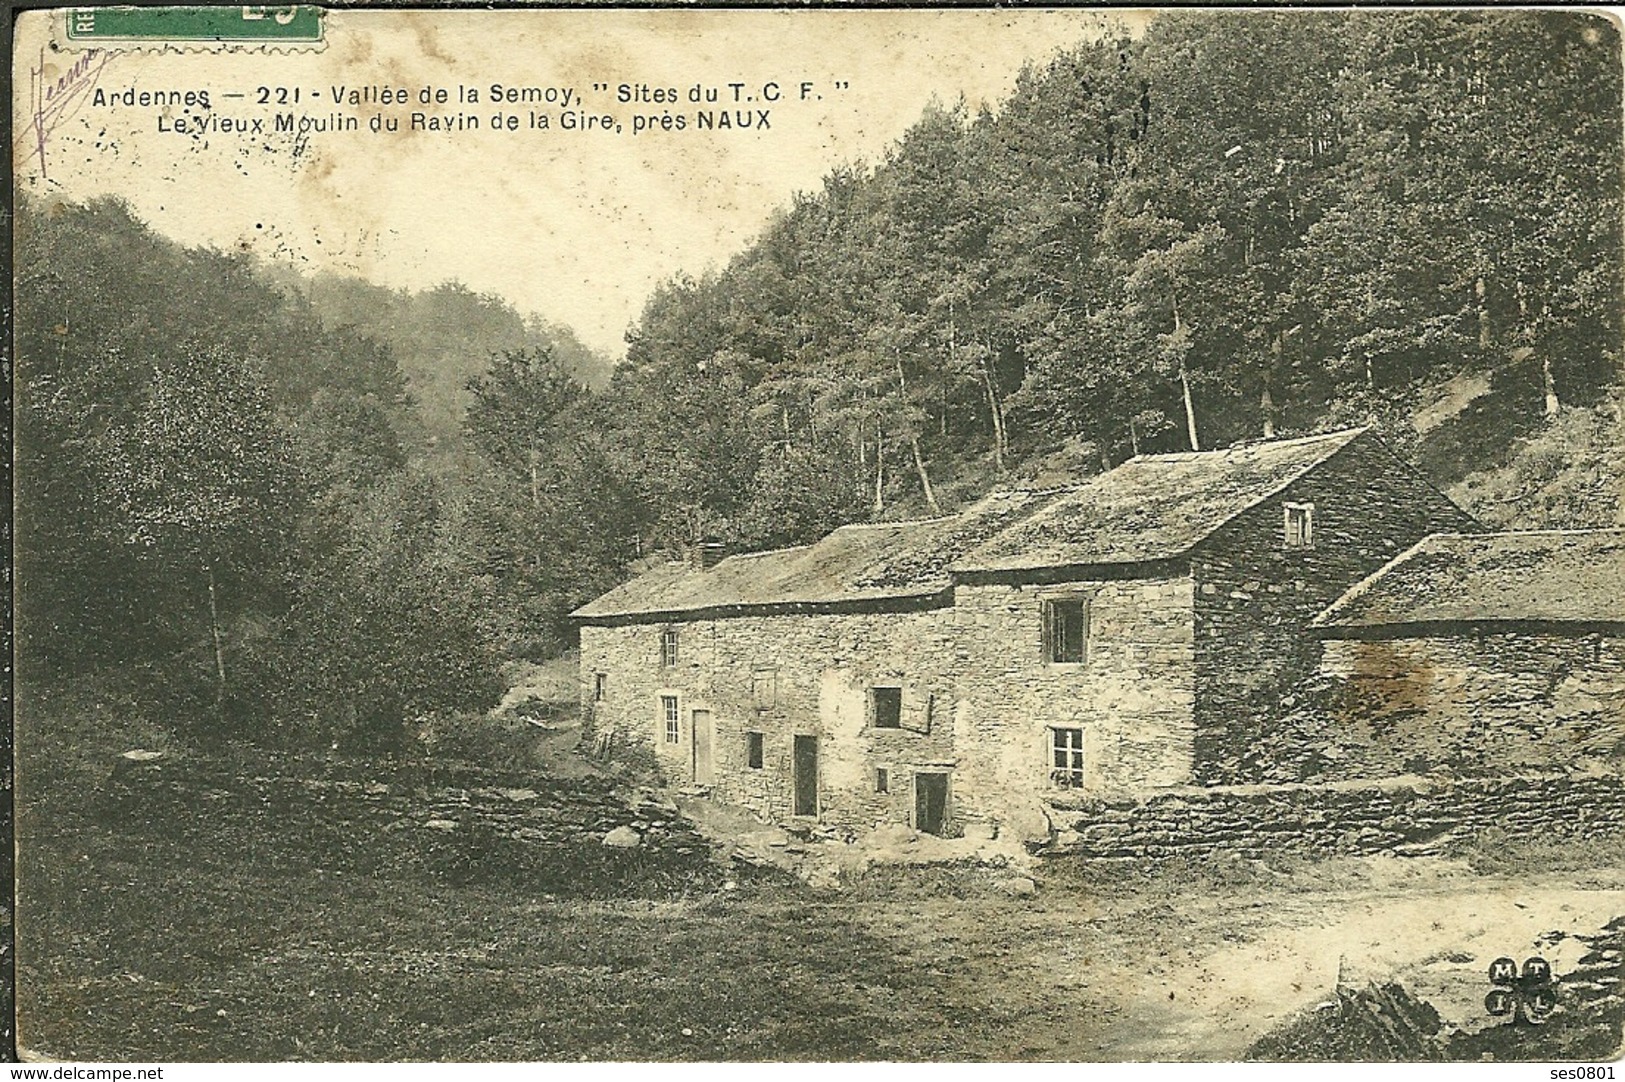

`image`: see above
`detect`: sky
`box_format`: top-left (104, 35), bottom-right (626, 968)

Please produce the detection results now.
top-left (14, 8), bottom-right (1151, 358)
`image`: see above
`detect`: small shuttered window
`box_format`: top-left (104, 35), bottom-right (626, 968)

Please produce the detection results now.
top-left (1042, 598), bottom-right (1089, 664)
top-left (872, 687), bottom-right (903, 729)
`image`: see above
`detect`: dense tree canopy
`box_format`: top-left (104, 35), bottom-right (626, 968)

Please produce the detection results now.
top-left (15, 196), bottom-right (500, 743)
top-left (15, 10), bottom-right (1622, 746)
top-left (595, 9), bottom-right (1621, 548)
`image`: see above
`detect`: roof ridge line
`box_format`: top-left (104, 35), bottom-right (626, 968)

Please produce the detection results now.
top-left (722, 543), bottom-right (814, 562)
top-left (1127, 425), bottom-right (1370, 463)
top-left (832, 514), bottom-right (961, 530)
top-left (1310, 532), bottom-right (1434, 628)
top-left (1442, 527), bottom-right (1625, 539)
top-left (1196, 428), bottom-right (1371, 557)
top-left (984, 482), bottom-right (1092, 499)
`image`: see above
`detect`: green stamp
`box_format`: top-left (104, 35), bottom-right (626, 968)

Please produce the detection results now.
top-left (65, 6), bottom-right (324, 44)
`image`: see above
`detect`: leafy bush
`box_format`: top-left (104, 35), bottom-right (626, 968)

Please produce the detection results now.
top-left (419, 711), bottom-right (546, 773)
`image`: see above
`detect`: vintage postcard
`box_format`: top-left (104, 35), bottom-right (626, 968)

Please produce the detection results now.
top-left (10, 4), bottom-right (1624, 1065)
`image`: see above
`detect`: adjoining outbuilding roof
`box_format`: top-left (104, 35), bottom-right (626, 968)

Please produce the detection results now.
top-left (951, 427), bottom-right (1369, 576)
top-left (570, 487), bottom-right (1058, 624)
top-left (1312, 529), bottom-right (1625, 635)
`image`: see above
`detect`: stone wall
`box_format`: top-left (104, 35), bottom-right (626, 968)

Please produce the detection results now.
top-left (579, 572), bottom-right (1197, 834)
top-left (1308, 632), bottom-right (1625, 776)
top-left (580, 607), bottom-right (961, 832)
top-left (947, 577), bottom-right (1195, 819)
top-left (99, 753), bottom-right (724, 897)
top-left (1190, 433), bottom-right (1481, 783)
top-left (1043, 771), bottom-right (1625, 859)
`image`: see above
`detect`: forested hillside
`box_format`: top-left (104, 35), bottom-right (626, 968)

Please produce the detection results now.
top-left (15, 195), bottom-right (494, 740)
top-left (294, 275), bottom-right (612, 460)
top-left (14, 197), bottom-right (619, 744)
top-left (597, 9), bottom-right (1621, 550)
top-left (15, 9), bottom-right (1622, 749)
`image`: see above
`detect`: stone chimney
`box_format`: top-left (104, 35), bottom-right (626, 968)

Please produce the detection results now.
top-left (690, 539), bottom-right (729, 570)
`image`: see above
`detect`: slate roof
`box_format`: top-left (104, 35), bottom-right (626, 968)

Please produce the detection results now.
top-left (951, 427), bottom-right (1368, 575)
top-left (570, 487), bottom-right (1059, 622)
top-left (1312, 529), bottom-right (1625, 632)
top-left (573, 426), bottom-right (1374, 623)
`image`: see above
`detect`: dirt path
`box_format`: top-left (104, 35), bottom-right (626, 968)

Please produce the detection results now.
top-left (1103, 873), bottom-right (1623, 1059)
top-left (834, 858), bottom-right (1625, 1061)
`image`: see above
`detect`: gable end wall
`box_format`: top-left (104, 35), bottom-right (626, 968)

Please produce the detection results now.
top-left (1190, 434), bottom-right (1481, 783)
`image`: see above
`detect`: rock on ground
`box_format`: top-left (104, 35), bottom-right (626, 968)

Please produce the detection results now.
top-left (994, 875), bottom-right (1038, 898)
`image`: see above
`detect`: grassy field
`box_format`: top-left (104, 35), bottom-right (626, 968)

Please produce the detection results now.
top-left (16, 688), bottom-right (1625, 1062)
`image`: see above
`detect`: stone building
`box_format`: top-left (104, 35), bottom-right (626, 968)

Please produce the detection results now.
top-left (572, 427), bottom-right (1478, 835)
top-left (1307, 529), bottom-right (1625, 776)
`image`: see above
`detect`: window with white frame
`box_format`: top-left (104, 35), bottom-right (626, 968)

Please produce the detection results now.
top-left (1050, 727), bottom-right (1085, 788)
top-left (660, 627), bottom-right (680, 667)
top-left (660, 695), bottom-right (680, 743)
top-left (1283, 502), bottom-right (1314, 548)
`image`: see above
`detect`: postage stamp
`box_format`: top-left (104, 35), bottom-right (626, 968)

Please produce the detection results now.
top-left (61, 5), bottom-right (325, 48)
top-left (9, 4), bottom-right (1624, 1069)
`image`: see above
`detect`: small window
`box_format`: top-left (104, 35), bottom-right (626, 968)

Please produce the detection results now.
top-left (746, 731), bottom-right (764, 769)
top-left (872, 686), bottom-right (903, 729)
top-left (751, 666), bottom-right (778, 711)
top-left (661, 695), bottom-right (680, 743)
top-left (1284, 502), bottom-right (1314, 548)
top-left (1043, 598), bottom-right (1089, 664)
top-left (660, 627), bottom-right (680, 667)
top-left (875, 768), bottom-right (890, 793)
top-left (593, 673), bottom-right (607, 702)
top-left (1050, 728), bottom-right (1085, 788)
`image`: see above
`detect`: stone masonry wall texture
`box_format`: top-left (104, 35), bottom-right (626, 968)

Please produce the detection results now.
top-left (580, 572), bottom-right (1196, 834)
top-left (581, 608), bottom-right (960, 832)
top-left (948, 577), bottom-right (1195, 815)
top-left (1042, 772), bottom-right (1625, 859)
top-left (1190, 434), bottom-right (1481, 783)
top-left (576, 431), bottom-right (1520, 839)
top-left (1312, 632), bottom-right (1625, 776)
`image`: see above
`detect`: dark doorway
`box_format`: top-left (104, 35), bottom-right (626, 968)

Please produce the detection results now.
top-left (915, 772), bottom-right (949, 835)
top-left (792, 735), bottom-right (819, 817)
top-left (691, 709), bottom-right (714, 785)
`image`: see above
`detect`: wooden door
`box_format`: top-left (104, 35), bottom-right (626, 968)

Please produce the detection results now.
top-left (792, 735), bottom-right (818, 817)
top-left (915, 772), bottom-right (949, 835)
top-left (691, 709), bottom-right (714, 785)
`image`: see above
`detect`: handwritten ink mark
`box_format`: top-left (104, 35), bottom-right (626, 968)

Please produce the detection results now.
top-left (19, 46), bottom-right (115, 181)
